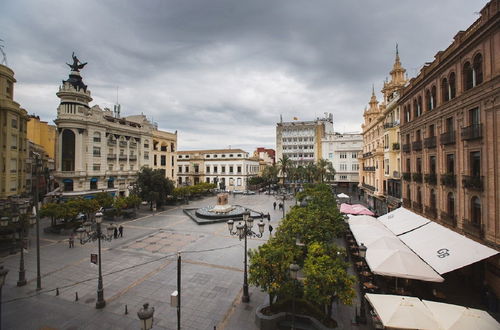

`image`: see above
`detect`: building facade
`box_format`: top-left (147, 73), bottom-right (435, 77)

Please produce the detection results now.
top-left (54, 56), bottom-right (177, 198)
top-left (322, 132), bottom-right (362, 189)
top-left (253, 147), bottom-right (275, 175)
top-left (399, 0), bottom-right (499, 295)
top-left (276, 114), bottom-right (334, 166)
top-left (0, 64), bottom-right (29, 199)
top-left (176, 149), bottom-right (259, 191)
top-left (27, 115), bottom-right (57, 160)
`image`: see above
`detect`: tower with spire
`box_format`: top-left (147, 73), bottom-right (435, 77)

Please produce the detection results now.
top-left (382, 44), bottom-right (407, 103)
top-left (363, 84), bottom-right (381, 127)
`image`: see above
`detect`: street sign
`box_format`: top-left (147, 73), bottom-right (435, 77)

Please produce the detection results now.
top-left (90, 253), bottom-right (98, 264)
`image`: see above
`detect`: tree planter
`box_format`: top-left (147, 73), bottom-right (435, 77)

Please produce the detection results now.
top-left (255, 303), bottom-right (337, 330)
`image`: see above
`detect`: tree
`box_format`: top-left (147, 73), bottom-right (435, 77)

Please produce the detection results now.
top-left (94, 192), bottom-right (114, 209)
top-left (136, 167), bottom-right (175, 209)
top-left (278, 156), bottom-right (292, 185)
top-left (316, 159), bottom-right (331, 183)
top-left (39, 203), bottom-right (60, 227)
top-left (305, 163), bottom-right (318, 183)
top-left (248, 240), bottom-right (295, 308)
top-left (303, 242), bottom-right (355, 318)
top-left (326, 162), bottom-right (336, 183)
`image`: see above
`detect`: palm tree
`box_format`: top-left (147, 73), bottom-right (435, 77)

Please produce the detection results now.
top-left (326, 162), bottom-right (336, 183)
top-left (278, 156), bottom-right (292, 185)
top-left (316, 159), bottom-right (330, 183)
top-left (305, 163), bottom-right (318, 183)
top-left (262, 164), bottom-right (279, 191)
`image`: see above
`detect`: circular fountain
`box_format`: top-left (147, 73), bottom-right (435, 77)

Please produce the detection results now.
top-left (195, 193), bottom-right (246, 219)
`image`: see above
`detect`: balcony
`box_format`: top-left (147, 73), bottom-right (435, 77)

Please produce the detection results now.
top-left (363, 166), bottom-right (376, 172)
top-left (402, 198), bottom-right (411, 208)
top-left (402, 144), bottom-right (411, 153)
top-left (402, 172), bottom-right (411, 181)
top-left (424, 136), bottom-right (436, 149)
top-left (461, 124), bottom-right (482, 141)
top-left (440, 131), bottom-right (456, 145)
top-left (412, 202), bottom-right (423, 213)
top-left (362, 183), bottom-right (375, 192)
top-left (392, 143), bottom-right (400, 151)
top-left (412, 140), bottom-right (422, 151)
top-left (129, 155), bottom-right (137, 161)
top-left (119, 155), bottom-right (128, 161)
top-left (384, 122), bottom-right (398, 129)
top-left (462, 220), bottom-right (483, 239)
top-left (440, 173), bottom-right (456, 187)
top-left (363, 151), bottom-right (373, 158)
top-left (440, 212), bottom-right (456, 227)
top-left (119, 141), bottom-right (128, 147)
top-left (462, 175), bottom-right (483, 191)
top-left (392, 171), bottom-right (400, 179)
top-left (425, 206), bottom-right (437, 219)
top-left (107, 140), bottom-right (117, 146)
top-left (412, 173), bottom-right (423, 183)
top-left (107, 154), bottom-right (117, 160)
top-left (424, 173), bottom-right (437, 185)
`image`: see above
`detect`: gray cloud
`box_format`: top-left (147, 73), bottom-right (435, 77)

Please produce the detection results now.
top-left (0, 0), bottom-right (488, 150)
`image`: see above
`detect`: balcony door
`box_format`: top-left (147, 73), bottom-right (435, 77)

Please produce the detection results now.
top-left (470, 151), bottom-right (480, 177)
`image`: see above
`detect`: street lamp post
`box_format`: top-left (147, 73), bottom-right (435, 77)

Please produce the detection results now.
top-left (12, 200), bottom-right (32, 287)
top-left (289, 263), bottom-right (300, 330)
top-left (227, 210), bottom-right (265, 303)
top-left (76, 212), bottom-right (116, 309)
top-left (33, 153), bottom-right (42, 290)
top-left (0, 265), bottom-right (9, 330)
top-left (137, 302), bottom-right (155, 330)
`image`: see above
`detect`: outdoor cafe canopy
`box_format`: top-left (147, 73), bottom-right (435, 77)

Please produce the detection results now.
top-left (340, 203), bottom-right (375, 216)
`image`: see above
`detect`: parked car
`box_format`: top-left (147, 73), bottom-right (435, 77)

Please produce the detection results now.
top-left (243, 190), bottom-right (256, 195)
top-left (75, 213), bottom-right (86, 221)
top-left (233, 190), bottom-right (244, 194)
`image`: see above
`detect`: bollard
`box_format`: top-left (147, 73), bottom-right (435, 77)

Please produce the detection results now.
top-left (125, 304), bottom-right (128, 314)
top-left (56, 288), bottom-right (59, 296)
top-left (75, 292), bottom-right (79, 301)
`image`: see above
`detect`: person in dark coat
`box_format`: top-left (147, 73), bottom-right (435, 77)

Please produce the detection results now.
top-left (119, 225), bottom-right (123, 237)
top-left (273, 201), bottom-right (276, 210)
top-left (114, 227), bottom-right (118, 239)
top-left (268, 224), bottom-right (273, 236)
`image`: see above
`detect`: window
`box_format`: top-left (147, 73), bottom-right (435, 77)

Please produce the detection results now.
top-left (473, 53), bottom-right (483, 86)
top-left (430, 189), bottom-right (436, 208)
top-left (416, 187), bottom-right (422, 204)
top-left (237, 166), bottom-right (242, 173)
top-left (221, 166), bottom-right (226, 173)
top-left (93, 132), bottom-right (101, 143)
top-left (11, 134), bottom-right (17, 149)
top-left (206, 166), bottom-right (210, 173)
top-left (171, 143), bottom-right (175, 152)
top-left (428, 124), bottom-right (435, 137)
top-left (144, 140), bottom-right (149, 148)
top-left (178, 166), bottom-right (182, 173)
top-left (406, 158), bottom-right (411, 172)
top-left (425, 89), bottom-right (432, 111)
top-left (93, 146), bottom-right (101, 157)
top-left (229, 166), bottom-right (234, 173)
top-left (340, 152), bottom-right (347, 159)
top-left (352, 152), bottom-right (357, 158)
top-left (429, 156), bottom-right (436, 174)
top-left (93, 164), bottom-right (100, 171)
top-left (470, 151), bottom-right (480, 177)
top-left (161, 155), bottom-right (166, 166)
top-left (471, 196), bottom-right (481, 225)
top-left (441, 78), bottom-right (449, 102)
top-left (469, 107), bottom-right (480, 126)
top-left (185, 166), bottom-right (189, 173)
top-left (340, 175), bottom-right (347, 180)
top-left (416, 158), bottom-right (422, 173)
top-left (446, 154), bottom-right (455, 174)
top-left (11, 118), bottom-right (17, 129)
top-left (352, 164), bottom-right (359, 171)
top-left (340, 164), bottom-right (347, 171)
top-left (10, 158), bottom-right (17, 173)
top-left (328, 153), bottom-right (333, 159)
top-left (237, 178), bottom-right (242, 186)
top-left (431, 85), bottom-right (436, 109)
top-left (213, 166), bottom-right (218, 173)
top-left (171, 156), bottom-right (174, 166)
top-left (446, 117), bottom-right (454, 133)
top-left (463, 61), bottom-right (473, 90)
top-left (154, 155), bottom-right (157, 166)
top-left (108, 164), bottom-right (113, 171)
top-left (406, 184), bottom-right (411, 201)
top-left (144, 151), bottom-right (149, 160)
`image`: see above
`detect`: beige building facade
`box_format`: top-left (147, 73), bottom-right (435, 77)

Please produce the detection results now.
top-left (27, 115), bottom-right (57, 160)
top-left (399, 0), bottom-right (499, 295)
top-left (0, 64), bottom-right (29, 199)
top-left (177, 149), bottom-right (259, 191)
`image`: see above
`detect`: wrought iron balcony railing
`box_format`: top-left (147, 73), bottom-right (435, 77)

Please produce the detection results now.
top-left (440, 212), bottom-right (456, 227)
top-left (424, 136), bottom-right (436, 149)
top-left (412, 173), bottom-right (423, 183)
top-left (461, 124), bottom-right (482, 141)
top-left (440, 131), bottom-right (456, 145)
top-left (412, 140), bottom-right (422, 151)
top-left (402, 144), bottom-right (411, 153)
top-left (462, 175), bottom-right (483, 191)
top-left (424, 173), bottom-right (437, 185)
top-left (402, 172), bottom-right (411, 181)
top-left (462, 219), bottom-right (484, 239)
top-left (440, 173), bottom-right (456, 187)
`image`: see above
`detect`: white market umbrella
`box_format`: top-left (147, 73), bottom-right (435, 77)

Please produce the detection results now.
top-left (367, 248), bottom-right (444, 282)
top-left (337, 193), bottom-right (349, 198)
top-left (423, 300), bottom-right (500, 330)
top-left (366, 294), bottom-right (440, 330)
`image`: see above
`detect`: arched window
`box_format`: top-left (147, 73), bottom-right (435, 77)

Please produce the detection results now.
top-left (61, 129), bottom-right (75, 172)
top-left (449, 72), bottom-right (456, 99)
top-left (418, 96), bottom-right (422, 116)
top-left (93, 132), bottom-right (101, 143)
top-left (447, 192), bottom-right (455, 216)
top-left (463, 61), bottom-right (473, 90)
top-left (425, 89), bottom-right (431, 111)
top-left (441, 78), bottom-right (450, 102)
top-left (473, 53), bottom-right (483, 86)
top-left (471, 196), bottom-right (481, 225)
top-left (413, 99), bottom-right (419, 118)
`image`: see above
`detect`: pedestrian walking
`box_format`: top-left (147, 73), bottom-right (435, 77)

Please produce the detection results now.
top-left (267, 213), bottom-right (271, 222)
top-left (119, 225), bottom-right (123, 237)
top-left (69, 233), bottom-right (74, 248)
top-left (279, 203), bottom-right (283, 210)
top-left (273, 201), bottom-right (276, 210)
top-left (113, 226), bottom-right (118, 239)
top-left (268, 224), bottom-right (273, 236)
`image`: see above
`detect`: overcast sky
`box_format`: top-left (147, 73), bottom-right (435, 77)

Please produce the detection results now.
top-left (1, 0), bottom-right (487, 151)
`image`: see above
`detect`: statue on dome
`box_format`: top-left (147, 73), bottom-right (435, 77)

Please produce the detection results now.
top-left (66, 52), bottom-right (87, 72)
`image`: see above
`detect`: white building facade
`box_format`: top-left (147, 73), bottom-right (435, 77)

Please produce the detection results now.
top-left (54, 59), bottom-right (177, 198)
top-left (276, 114), bottom-right (334, 166)
top-left (177, 149), bottom-right (259, 191)
top-left (322, 132), bottom-right (363, 189)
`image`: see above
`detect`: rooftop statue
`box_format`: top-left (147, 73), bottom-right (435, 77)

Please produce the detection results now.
top-left (66, 52), bottom-right (87, 72)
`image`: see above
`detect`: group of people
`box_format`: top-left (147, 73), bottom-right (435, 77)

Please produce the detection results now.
top-left (272, 201), bottom-right (283, 210)
top-left (68, 224), bottom-right (124, 248)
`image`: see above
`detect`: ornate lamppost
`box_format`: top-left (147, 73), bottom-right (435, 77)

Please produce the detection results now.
top-left (227, 210), bottom-right (265, 302)
top-left (137, 302), bottom-right (155, 330)
top-left (10, 200), bottom-right (35, 287)
top-left (289, 263), bottom-right (300, 330)
top-left (76, 212), bottom-right (116, 309)
top-left (0, 265), bottom-right (9, 330)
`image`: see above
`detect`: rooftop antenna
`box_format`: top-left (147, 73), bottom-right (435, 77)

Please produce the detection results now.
top-left (113, 86), bottom-right (121, 118)
top-left (0, 39), bottom-right (7, 66)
